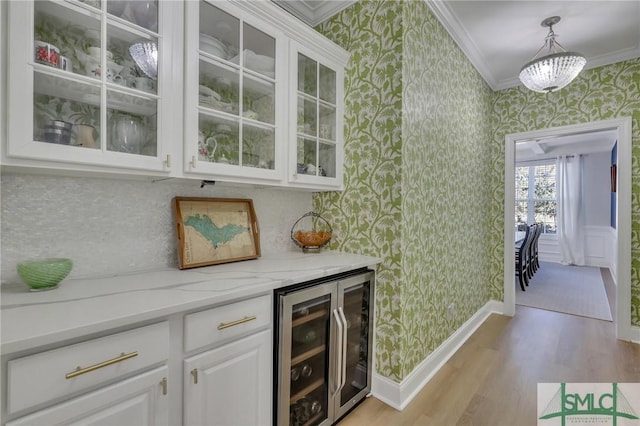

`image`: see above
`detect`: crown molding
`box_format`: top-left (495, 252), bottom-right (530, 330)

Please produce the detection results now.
top-left (272, 1), bottom-right (356, 27)
top-left (424, 0), bottom-right (499, 90)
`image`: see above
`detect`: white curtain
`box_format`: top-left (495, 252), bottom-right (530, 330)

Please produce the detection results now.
top-left (556, 155), bottom-right (585, 265)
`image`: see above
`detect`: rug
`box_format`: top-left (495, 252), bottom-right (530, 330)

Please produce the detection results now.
top-left (516, 261), bottom-right (613, 321)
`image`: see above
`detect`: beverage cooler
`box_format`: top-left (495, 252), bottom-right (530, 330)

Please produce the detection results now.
top-left (274, 269), bottom-right (375, 426)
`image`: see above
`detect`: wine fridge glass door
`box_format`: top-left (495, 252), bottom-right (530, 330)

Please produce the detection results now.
top-left (335, 271), bottom-right (375, 420)
top-left (278, 282), bottom-right (337, 426)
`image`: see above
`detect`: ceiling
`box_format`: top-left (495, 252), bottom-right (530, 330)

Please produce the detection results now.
top-left (275, 0), bottom-right (640, 91)
top-left (515, 130), bottom-right (618, 162)
top-left (275, 1), bottom-right (633, 158)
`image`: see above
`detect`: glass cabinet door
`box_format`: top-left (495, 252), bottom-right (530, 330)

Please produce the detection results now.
top-left (185, 1), bottom-right (282, 180)
top-left (8, 0), bottom-right (170, 172)
top-left (290, 42), bottom-right (344, 188)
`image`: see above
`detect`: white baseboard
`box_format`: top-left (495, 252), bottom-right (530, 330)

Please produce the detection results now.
top-left (371, 300), bottom-right (504, 410)
top-left (631, 326), bottom-right (640, 344)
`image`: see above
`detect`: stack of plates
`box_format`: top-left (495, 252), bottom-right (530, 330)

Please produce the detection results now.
top-left (230, 50), bottom-right (275, 77)
top-left (199, 85), bottom-right (221, 107)
top-left (199, 34), bottom-right (227, 59)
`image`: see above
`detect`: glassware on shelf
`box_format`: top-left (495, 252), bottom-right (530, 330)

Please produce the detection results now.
top-left (43, 120), bottom-right (72, 145)
top-left (109, 114), bottom-right (144, 154)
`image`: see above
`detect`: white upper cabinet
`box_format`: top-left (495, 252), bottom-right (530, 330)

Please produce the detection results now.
top-left (183, 0), bottom-right (286, 184)
top-left (3, 0), bottom-right (349, 190)
top-left (5, 0), bottom-right (180, 175)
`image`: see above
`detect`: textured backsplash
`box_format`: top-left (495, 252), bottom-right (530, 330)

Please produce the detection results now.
top-left (1, 173), bottom-right (312, 283)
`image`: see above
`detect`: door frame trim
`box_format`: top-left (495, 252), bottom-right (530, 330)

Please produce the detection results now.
top-left (503, 117), bottom-right (632, 340)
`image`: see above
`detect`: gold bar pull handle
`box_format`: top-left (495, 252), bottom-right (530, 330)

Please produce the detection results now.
top-left (160, 377), bottom-right (168, 395)
top-left (191, 368), bottom-right (198, 384)
top-left (65, 351), bottom-right (138, 379)
top-left (217, 315), bottom-right (257, 330)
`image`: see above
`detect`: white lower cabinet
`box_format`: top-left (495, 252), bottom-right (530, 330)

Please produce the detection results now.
top-left (2, 296), bottom-right (273, 425)
top-left (183, 329), bottom-right (272, 426)
top-left (7, 366), bottom-right (169, 426)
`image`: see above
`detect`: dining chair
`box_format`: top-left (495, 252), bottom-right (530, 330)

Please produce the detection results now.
top-left (526, 223), bottom-right (538, 280)
top-left (515, 224), bottom-right (531, 291)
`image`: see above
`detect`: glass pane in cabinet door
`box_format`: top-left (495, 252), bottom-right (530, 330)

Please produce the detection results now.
top-left (297, 137), bottom-right (317, 175)
top-left (200, 61), bottom-right (239, 115)
top-left (319, 143), bottom-right (336, 178)
top-left (243, 24), bottom-right (275, 78)
top-left (107, 25), bottom-right (158, 93)
top-left (34, 1), bottom-right (100, 80)
top-left (198, 115), bottom-right (239, 165)
top-left (298, 95), bottom-right (317, 137)
top-left (107, 91), bottom-right (157, 156)
top-left (319, 65), bottom-right (336, 104)
top-left (34, 74), bottom-right (101, 149)
top-left (318, 105), bottom-right (335, 141)
top-left (80, 0), bottom-right (101, 10)
top-left (290, 296), bottom-right (331, 426)
top-left (340, 283), bottom-right (371, 406)
top-left (109, 1), bottom-right (158, 32)
top-left (199, 1), bottom-right (238, 62)
top-left (243, 76), bottom-right (274, 125)
top-left (242, 125), bottom-right (274, 169)
top-left (298, 54), bottom-right (317, 96)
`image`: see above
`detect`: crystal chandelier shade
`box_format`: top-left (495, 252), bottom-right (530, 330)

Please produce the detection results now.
top-left (129, 42), bottom-right (158, 80)
top-left (518, 17), bottom-right (586, 93)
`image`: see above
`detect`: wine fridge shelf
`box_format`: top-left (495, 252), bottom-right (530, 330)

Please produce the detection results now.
top-left (292, 309), bottom-right (327, 327)
top-left (301, 411), bottom-right (323, 426)
top-left (291, 344), bottom-right (325, 366)
top-left (289, 378), bottom-right (324, 403)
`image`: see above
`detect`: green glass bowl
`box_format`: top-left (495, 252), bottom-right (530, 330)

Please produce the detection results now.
top-left (17, 258), bottom-right (73, 291)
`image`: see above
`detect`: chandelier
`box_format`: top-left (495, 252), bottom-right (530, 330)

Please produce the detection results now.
top-left (129, 41), bottom-right (158, 80)
top-left (519, 16), bottom-right (586, 93)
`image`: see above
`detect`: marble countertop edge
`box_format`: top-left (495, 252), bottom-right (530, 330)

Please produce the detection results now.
top-left (1, 251), bottom-right (381, 355)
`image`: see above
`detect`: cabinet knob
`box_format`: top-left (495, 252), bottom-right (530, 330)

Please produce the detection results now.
top-left (191, 368), bottom-right (198, 384)
top-left (164, 155), bottom-right (171, 168)
top-left (190, 156), bottom-right (197, 169)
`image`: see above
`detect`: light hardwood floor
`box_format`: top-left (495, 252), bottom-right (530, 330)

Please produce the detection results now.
top-left (338, 304), bottom-right (640, 426)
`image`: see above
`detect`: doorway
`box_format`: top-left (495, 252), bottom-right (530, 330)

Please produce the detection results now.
top-left (503, 117), bottom-right (633, 340)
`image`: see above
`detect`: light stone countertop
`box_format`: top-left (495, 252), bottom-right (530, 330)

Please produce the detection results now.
top-left (0, 251), bottom-right (381, 354)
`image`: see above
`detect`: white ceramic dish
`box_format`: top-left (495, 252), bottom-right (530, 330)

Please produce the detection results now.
top-left (199, 34), bottom-right (227, 59)
top-left (199, 85), bottom-right (221, 101)
top-left (230, 50), bottom-right (274, 72)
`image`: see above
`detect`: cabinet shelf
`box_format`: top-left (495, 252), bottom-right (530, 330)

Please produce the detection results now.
top-left (289, 378), bottom-right (324, 404)
top-left (291, 344), bottom-right (325, 366)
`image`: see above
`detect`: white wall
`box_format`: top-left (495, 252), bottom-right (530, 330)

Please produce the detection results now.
top-left (520, 152), bottom-right (615, 271)
top-left (582, 152), bottom-right (611, 226)
top-left (0, 173), bottom-right (313, 284)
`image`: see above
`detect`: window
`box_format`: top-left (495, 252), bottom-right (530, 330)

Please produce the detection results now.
top-left (515, 162), bottom-right (557, 234)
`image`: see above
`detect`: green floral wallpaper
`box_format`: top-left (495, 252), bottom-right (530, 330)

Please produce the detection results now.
top-left (491, 58), bottom-right (640, 326)
top-left (315, 0), bottom-right (640, 383)
top-left (314, 0), bottom-right (406, 380)
top-left (315, 0), bottom-right (494, 381)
